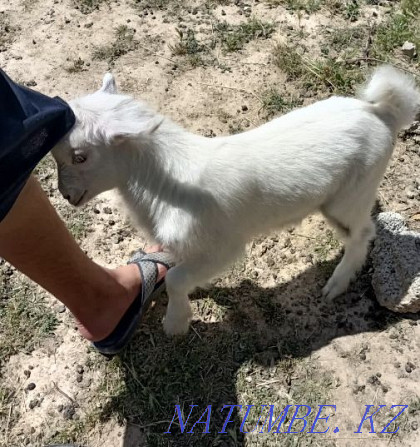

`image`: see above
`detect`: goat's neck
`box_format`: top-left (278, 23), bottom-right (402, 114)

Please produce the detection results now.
top-left (116, 119), bottom-right (216, 224)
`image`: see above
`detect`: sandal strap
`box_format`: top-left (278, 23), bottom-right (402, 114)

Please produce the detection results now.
top-left (128, 251), bottom-right (175, 307)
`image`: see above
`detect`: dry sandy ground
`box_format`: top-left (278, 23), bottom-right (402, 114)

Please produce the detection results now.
top-left (0, 0), bottom-right (419, 446)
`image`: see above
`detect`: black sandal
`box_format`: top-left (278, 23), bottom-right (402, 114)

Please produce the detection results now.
top-left (93, 250), bottom-right (174, 356)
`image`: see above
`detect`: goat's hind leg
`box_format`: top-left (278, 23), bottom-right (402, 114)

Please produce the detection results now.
top-left (321, 204), bottom-right (375, 301)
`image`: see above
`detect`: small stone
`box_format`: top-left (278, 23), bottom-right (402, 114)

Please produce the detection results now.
top-left (353, 384), bottom-right (365, 394)
top-left (401, 41), bottom-right (417, 58)
top-left (26, 80), bottom-right (37, 87)
top-left (367, 375), bottom-right (381, 386)
top-left (55, 304), bottom-right (66, 313)
top-left (29, 399), bottom-right (39, 409)
top-left (381, 384), bottom-right (389, 393)
top-left (241, 105), bottom-right (248, 112)
top-left (359, 352), bottom-right (366, 361)
top-left (394, 362), bottom-right (401, 368)
top-left (76, 365), bottom-right (84, 374)
top-left (27, 383), bottom-right (36, 391)
top-left (266, 256), bottom-right (275, 267)
top-left (103, 207), bottom-right (112, 214)
top-left (405, 361), bottom-right (416, 373)
top-left (406, 189), bottom-right (415, 199)
top-left (76, 374), bottom-right (83, 383)
top-left (412, 421), bottom-right (418, 431)
top-left (62, 405), bottom-right (76, 420)
top-left (24, 370), bottom-right (31, 378)
top-left (57, 404), bottom-right (63, 412)
top-left (221, 9), bottom-right (226, 15)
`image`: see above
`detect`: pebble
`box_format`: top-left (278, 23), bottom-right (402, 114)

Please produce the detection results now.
top-left (76, 365), bottom-right (84, 375)
top-left (54, 304), bottom-right (66, 313)
top-left (62, 405), bottom-right (76, 420)
top-left (353, 384), bottom-right (365, 394)
top-left (27, 383), bottom-right (36, 391)
top-left (103, 207), bottom-right (113, 214)
top-left (367, 375), bottom-right (381, 386)
top-left (401, 41), bottom-right (417, 58)
top-left (29, 399), bottom-right (39, 410)
top-left (24, 370), bottom-right (31, 378)
top-left (405, 362), bottom-right (415, 373)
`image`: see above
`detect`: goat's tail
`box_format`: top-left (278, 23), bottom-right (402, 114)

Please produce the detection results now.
top-left (360, 65), bottom-right (420, 131)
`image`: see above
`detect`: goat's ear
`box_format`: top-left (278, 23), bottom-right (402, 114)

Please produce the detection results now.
top-left (102, 116), bottom-right (163, 145)
top-left (100, 73), bottom-right (118, 94)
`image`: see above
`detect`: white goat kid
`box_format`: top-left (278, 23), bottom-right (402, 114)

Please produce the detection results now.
top-left (52, 66), bottom-right (420, 336)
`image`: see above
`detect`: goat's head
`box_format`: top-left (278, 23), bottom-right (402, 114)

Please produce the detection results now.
top-left (52, 73), bottom-right (161, 206)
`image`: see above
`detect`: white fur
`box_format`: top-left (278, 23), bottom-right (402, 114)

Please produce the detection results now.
top-left (52, 66), bottom-right (420, 335)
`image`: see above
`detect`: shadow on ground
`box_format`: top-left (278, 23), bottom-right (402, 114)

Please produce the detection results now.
top-left (96, 241), bottom-right (419, 447)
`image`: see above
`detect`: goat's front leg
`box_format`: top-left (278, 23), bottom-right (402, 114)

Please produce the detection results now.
top-left (163, 244), bottom-right (244, 335)
top-left (163, 263), bottom-right (195, 336)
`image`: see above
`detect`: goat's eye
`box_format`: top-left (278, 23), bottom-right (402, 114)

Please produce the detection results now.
top-left (72, 153), bottom-right (87, 164)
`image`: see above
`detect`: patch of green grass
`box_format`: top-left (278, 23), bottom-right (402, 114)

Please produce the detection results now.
top-left (0, 384), bottom-right (19, 443)
top-left (93, 25), bottom-right (138, 65)
top-left (306, 58), bottom-right (364, 94)
top-left (273, 43), bottom-right (363, 94)
top-left (170, 28), bottom-right (206, 56)
top-left (65, 57), bottom-right (87, 74)
top-left (73, 0), bottom-right (106, 14)
top-left (45, 409), bottom-right (105, 445)
top-left (344, 0), bottom-right (360, 22)
top-left (237, 356), bottom-right (336, 445)
top-left (372, 2), bottom-right (420, 60)
top-left (328, 26), bottom-right (366, 53)
top-left (169, 28), bottom-right (207, 67)
top-left (215, 18), bottom-right (276, 53)
top-left (273, 44), bottom-right (306, 80)
top-left (266, 0), bottom-right (322, 14)
top-left (401, 0), bottom-right (420, 17)
top-left (0, 275), bottom-right (58, 367)
top-left (133, 0), bottom-right (172, 10)
top-left (261, 88), bottom-right (302, 116)
top-left (312, 229), bottom-right (341, 277)
top-left (314, 229), bottom-right (340, 262)
top-left (171, 18), bottom-right (276, 67)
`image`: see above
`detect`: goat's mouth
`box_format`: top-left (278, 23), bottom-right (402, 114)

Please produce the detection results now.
top-left (73, 190), bottom-right (87, 207)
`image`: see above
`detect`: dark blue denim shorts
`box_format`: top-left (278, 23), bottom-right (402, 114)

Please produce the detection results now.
top-left (0, 69), bottom-right (75, 222)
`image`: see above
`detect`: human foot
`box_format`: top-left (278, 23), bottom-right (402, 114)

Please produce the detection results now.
top-left (76, 247), bottom-right (169, 343)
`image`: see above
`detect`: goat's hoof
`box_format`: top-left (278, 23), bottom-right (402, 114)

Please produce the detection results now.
top-left (163, 314), bottom-right (191, 336)
top-left (322, 279), bottom-right (346, 301)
